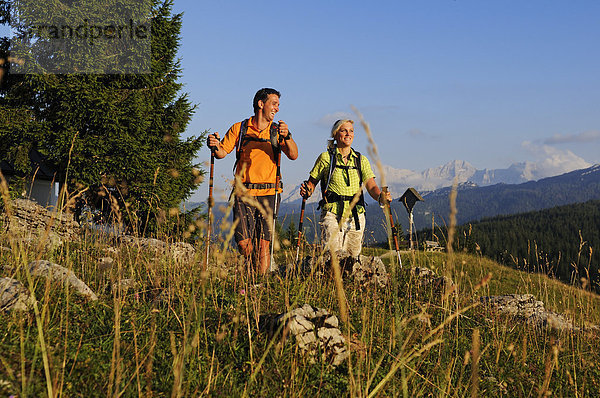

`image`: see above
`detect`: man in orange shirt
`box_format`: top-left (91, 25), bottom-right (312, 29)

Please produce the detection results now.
top-left (207, 88), bottom-right (298, 274)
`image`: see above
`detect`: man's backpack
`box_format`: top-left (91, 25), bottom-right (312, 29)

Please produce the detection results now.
top-left (233, 119), bottom-right (282, 190)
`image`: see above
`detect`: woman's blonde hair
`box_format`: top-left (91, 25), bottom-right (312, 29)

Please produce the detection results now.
top-left (327, 119), bottom-right (354, 150)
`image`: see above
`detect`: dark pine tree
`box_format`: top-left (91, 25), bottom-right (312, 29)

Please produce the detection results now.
top-left (0, 0), bottom-right (205, 233)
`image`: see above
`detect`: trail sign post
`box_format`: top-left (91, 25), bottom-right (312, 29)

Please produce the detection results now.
top-left (399, 188), bottom-right (424, 250)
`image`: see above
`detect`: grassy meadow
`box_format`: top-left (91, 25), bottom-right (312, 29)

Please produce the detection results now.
top-left (1, 113), bottom-right (599, 397)
top-left (1, 219), bottom-right (599, 397)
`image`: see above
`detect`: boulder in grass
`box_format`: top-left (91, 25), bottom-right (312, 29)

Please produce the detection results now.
top-left (0, 277), bottom-right (34, 312)
top-left (120, 236), bottom-right (168, 251)
top-left (171, 242), bottom-right (196, 264)
top-left (411, 266), bottom-right (455, 291)
top-left (480, 294), bottom-right (578, 332)
top-left (348, 254), bottom-right (389, 288)
top-left (28, 260), bottom-right (98, 301)
top-left (97, 257), bottom-right (114, 272)
top-left (119, 236), bottom-right (195, 264)
top-left (289, 251), bottom-right (389, 287)
top-left (4, 199), bottom-right (80, 249)
top-left (259, 304), bottom-right (348, 367)
top-left (111, 278), bottom-right (136, 296)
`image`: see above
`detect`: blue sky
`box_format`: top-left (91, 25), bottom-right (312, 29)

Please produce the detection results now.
top-left (5, 1), bottom-right (599, 201)
top-left (176, 0), bottom-right (600, 201)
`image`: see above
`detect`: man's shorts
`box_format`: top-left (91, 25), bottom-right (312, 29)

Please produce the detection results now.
top-left (233, 194), bottom-right (279, 244)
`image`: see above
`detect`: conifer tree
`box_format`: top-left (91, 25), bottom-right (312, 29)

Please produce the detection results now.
top-left (0, 0), bottom-right (205, 233)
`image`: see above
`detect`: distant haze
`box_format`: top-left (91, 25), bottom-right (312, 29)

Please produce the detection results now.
top-left (279, 158), bottom-right (595, 205)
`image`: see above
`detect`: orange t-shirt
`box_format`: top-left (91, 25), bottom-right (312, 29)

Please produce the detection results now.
top-left (220, 117), bottom-right (282, 196)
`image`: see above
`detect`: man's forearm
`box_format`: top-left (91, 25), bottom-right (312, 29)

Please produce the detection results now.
top-left (282, 138), bottom-right (298, 160)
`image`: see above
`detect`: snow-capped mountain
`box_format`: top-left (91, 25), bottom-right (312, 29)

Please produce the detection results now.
top-left (281, 160), bottom-right (594, 204)
top-left (378, 159), bottom-right (596, 197)
top-left (280, 183), bottom-right (321, 205)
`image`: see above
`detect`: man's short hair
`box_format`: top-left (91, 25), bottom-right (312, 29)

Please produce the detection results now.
top-left (253, 88), bottom-right (281, 113)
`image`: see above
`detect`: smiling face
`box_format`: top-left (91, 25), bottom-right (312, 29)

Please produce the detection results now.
top-left (334, 121), bottom-right (354, 149)
top-left (258, 94), bottom-right (280, 122)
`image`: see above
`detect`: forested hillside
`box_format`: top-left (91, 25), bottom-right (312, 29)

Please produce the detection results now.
top-left (423, 200), bottom-right (600, 293)
top-left (364, 164), bottom-right (600, 242)
top-left (209, 164), bottom-right (600, 246)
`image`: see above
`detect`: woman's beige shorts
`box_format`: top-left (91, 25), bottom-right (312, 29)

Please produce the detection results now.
top-left (319, 210), bottom-right (365, 257)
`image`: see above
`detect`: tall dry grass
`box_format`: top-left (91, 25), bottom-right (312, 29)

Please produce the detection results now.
top-left (1, 112), bottom-right (600, 397)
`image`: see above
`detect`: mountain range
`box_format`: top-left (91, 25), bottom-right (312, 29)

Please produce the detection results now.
top-left (281, 159), bottom-right (586, 204)
top-left (188, 161), bottom-right (600, 246)
top-left (277, 163), bottom-right (600, 244)
top-left (367, 163), bottom-right (600, 243)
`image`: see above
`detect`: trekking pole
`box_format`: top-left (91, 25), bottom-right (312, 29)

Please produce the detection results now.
top-left (295, 197), bottom-right (307, 262)
top-left (382, 186), bottom-right (402, 269)
top-left (270, 136), bottom-right (283, 273)
top-left (204, 146), bottom-right (215, 271)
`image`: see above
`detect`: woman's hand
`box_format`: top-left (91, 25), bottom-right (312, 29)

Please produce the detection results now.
top-left (300, 180), bottom-right (314, 199)
top-left (378, 190), bottom-right (392, 207)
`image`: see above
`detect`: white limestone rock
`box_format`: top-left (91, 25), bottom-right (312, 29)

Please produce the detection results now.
top-left (1, 277), bottom-right (35, 312)
top-left (28, 260), bottom-right (98, 301)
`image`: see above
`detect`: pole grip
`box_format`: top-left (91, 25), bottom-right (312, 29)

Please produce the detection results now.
top-left (382, 186), bottom-right (389, 205)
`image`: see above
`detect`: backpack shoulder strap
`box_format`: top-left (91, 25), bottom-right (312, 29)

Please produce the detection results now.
top-left (354, 149), bottom-right (363, 185)
top-left (321, 147), bottom-right (337, 197)
top-left (233, 119), bottom-right (249, 173)
top-left (270, 122), bottom-right (282, 182)
top-left (269, 122), bottom-right (280, 154)
top-left (354, 150), bottom-right (366, 208)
